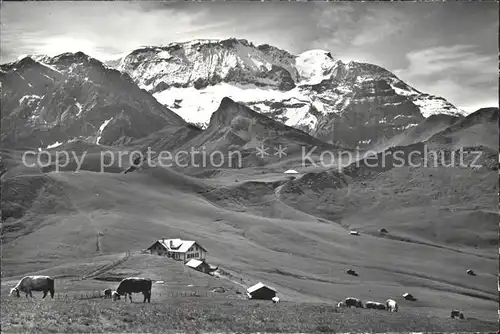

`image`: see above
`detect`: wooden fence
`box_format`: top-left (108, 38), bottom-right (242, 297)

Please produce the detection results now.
top-left (9, 290), bottom-right (220, 303)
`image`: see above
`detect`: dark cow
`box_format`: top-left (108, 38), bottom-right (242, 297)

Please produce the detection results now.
top-left (115, 277), bottom-right (152, 303)
top-left (451, 310), bottom-right (464, 319)
top-left (10, 276), bottom-right (55, 299)
top-left (343, 297), bottom-right (364, 308)
top-left (103, 288), bottom-right (112, 299)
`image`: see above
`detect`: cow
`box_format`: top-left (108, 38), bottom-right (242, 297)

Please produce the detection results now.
top-left (10, 276), bottom-right (55, 299)
top-left (272, 296), bottom-right (280, 304)
top-left (386, 299), bottom-right (398, 312)
top-left (343, 297), bottom-right (364, 308)
top-left (114, 277), bottom-right (152, 303)
top-left (365, 301), bottom-right (386, 310)
top-left (451, 310), bottom-right (464, 319)
top-left (103, 288), bottom-right (112, 299)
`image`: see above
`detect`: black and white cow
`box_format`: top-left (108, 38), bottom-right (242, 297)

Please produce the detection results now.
top-left (342, 297), bottom-right (364, 308)
top-left (365, 301), bottom-right (386, 310)
top-left (451, 310), bottom-right (465, 319)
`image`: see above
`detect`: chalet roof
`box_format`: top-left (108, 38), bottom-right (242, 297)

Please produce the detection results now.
top-left (185, 259), bottom-right (205, 268)
top-left (284, 169), bottom-right (299, 174)
top-left (147, 238), bottom-right (207, 253)
top-left (247, 282), bottom-right (277, 294)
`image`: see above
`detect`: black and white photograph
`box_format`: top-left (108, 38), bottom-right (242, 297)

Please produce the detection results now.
top-left (0, 0), bottom-right (498, 332)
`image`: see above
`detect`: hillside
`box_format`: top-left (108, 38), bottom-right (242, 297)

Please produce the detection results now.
top-left (2, 149), bottom-right (498, 326)
top-left (426, 107), bottom-right (499, 150)
top-left (370, 113), bottom-right (461, 152)
top-left (171, 97), bottom-right (338, 170)
top-left (0, 54), bottom-right (185, 149)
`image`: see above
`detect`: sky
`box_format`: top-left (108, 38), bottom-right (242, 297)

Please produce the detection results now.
top-left (1, 1), bottom-right (498, 112)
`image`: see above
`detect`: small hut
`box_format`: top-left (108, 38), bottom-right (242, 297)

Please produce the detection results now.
top-left (402, 293), bottom-right (416, 301)
top-left (246, 282), bottom-right (277, 300)
top-left (185, 259), bottom-right (215, 274)
top-left (466, 269), bottom-right (476, 276)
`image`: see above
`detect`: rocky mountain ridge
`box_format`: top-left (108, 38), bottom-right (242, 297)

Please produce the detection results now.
top-left (0, 53), bottom-right (185, 149)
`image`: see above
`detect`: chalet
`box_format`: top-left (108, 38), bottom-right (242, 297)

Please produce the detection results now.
top-left (147, 238), bottom-right (207, 262)
top-left (246, 282), bottom-right (277, 300)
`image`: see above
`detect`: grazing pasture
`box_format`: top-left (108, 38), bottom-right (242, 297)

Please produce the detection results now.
top-left (1, 296), bottom-right (497, 333)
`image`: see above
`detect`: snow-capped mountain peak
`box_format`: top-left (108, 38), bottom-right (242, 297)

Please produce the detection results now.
top-left (104, 38), bottom-right (467, 147)
top-left (295, 49), bottom-right (338, 85)
top-left (114, 38), bottom-right (297, 94)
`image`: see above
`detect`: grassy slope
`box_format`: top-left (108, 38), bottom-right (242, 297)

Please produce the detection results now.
top-left (2, 297), bottom-right (496, 333)
top-left (1, 148), bottom-right (498, 331)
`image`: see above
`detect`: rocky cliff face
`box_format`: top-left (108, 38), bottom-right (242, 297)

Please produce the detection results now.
top-left (1, 53), bottom-right (185, 149)
top-left (109, 38), bottom-right (465, 148)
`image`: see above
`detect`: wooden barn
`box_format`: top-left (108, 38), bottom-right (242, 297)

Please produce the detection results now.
top-left (246, 282), bottom-right (277, 300)
top-left (185, 259), bottom-right (218, 274)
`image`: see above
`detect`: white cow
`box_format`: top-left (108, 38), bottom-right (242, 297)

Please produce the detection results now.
top-left (272, 296), bottom-right (280, 304)
top-left (386, 299), bottom-right (398, 312)
top-left (10, 275), bottom-right (55, 299)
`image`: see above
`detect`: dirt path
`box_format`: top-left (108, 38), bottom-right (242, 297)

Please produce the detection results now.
top-left (81, 251), bottom-right (130, 280)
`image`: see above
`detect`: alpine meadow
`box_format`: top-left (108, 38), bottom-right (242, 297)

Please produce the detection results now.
top-left (1, 1), bottom-right (498, 333)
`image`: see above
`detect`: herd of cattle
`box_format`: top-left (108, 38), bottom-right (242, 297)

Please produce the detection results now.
top-left (8, 275), bottom-right (466, 319)
top-left (9, 276), bottom-right (153, 303)
top-left (336, 297), bottom-right (398, 312)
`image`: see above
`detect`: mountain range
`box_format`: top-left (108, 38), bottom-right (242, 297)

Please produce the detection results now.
top-left (109, 38), bottom-right (466, 147)
top-left (1, 38), bottom-right (476, 151)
